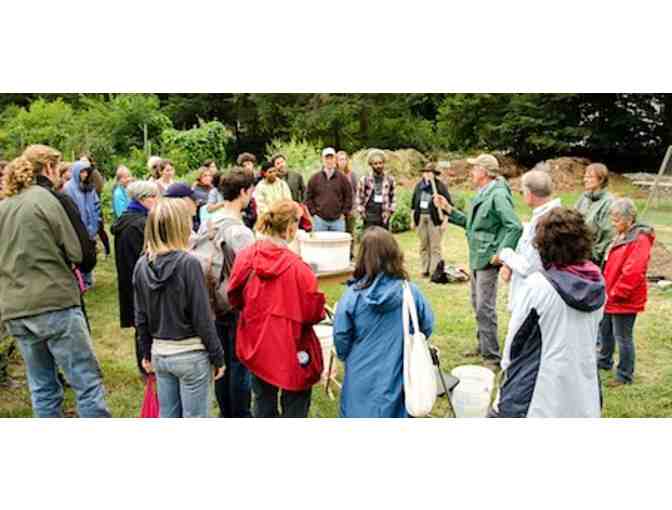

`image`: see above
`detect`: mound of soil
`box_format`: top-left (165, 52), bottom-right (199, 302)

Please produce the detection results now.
top-left (648, 241), bottom-right (672, 280)
top-left (443, 154), bottom-right (526, 188)
top-left (351, 148), bottom-right (428, 179)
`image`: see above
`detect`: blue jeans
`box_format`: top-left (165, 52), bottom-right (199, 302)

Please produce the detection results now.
top-left (597, 313), bottom-right (637, 383)
top-left (214, 317), bottom-right (251, 418)
top-left (313, 215), bottom-right (345, 232)
top-left (153, 350), bottom-right (212, 417)
top-left (6, 307), bottom-right (110, 418)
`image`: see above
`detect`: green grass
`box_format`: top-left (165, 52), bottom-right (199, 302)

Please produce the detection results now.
top-left (2, 184), bottom-right (672, 418)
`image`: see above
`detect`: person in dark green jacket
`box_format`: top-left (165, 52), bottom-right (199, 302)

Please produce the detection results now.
top-left (434, 154), bottom-right (523, 369)
top-left (574, 162), bottom-right (615, 267)
top-left (273, 153), bottom-right (306, 203)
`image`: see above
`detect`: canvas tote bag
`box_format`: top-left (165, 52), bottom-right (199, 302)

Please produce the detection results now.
top-left (402, 281), bottom-right (437, 416)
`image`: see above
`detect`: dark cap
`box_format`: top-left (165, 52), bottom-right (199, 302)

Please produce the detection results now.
top-left (164, 182), bottom-right (196, 200)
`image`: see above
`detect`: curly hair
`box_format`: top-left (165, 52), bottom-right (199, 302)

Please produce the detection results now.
top-left (534, 207), bottom-right (592, 268)
top-left (237, 152), bottom-right (258, 166)
top-left (1, 156), bottom-right (35, 199)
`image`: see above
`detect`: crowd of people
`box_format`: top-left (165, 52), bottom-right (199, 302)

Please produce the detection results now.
top-left (0, 143), bottom-right (657, 418)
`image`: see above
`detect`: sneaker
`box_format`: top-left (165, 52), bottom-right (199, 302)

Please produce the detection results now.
top-left (463, 349), bottom-right (481, 358)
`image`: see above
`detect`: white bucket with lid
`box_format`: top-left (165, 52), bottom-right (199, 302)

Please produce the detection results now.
top-left (450, 365), bottom-right (496, 418)
top-left (299, 232), bottom-right (351, 273)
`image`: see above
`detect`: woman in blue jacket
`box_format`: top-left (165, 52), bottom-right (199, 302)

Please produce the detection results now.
top-left (334, 227), bottom-right (434, 418)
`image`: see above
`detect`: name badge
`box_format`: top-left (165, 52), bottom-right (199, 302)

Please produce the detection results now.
top-left (374, 194), bottom-right (383, 203)
top-left (420, 200), bottom-right (429, 209)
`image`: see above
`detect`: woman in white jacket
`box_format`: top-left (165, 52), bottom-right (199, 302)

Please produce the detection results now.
top-left (493, 207), bottom-right (605, 418)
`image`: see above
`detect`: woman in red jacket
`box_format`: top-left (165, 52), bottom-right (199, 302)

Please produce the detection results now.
top-left (598, 198), bottom-right (655, 387)
top-left (227, 200), bottom-right (326, 417)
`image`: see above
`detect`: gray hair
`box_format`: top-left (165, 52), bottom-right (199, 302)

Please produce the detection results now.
top-left (611, 197), bottom-right (637, 222)
top-left (521, 169), bottom-right (553, 198)
top-left (128, 180), bottom-right (159, 201)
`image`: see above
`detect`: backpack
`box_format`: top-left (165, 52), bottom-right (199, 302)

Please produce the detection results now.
top-left (189, 216), bottom-right (241, 320)
top-left (430, 260), bottom-right (470, 284)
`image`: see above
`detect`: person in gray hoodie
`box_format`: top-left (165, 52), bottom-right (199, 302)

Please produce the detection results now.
top-left (133, 198), bottom-right (225, 418)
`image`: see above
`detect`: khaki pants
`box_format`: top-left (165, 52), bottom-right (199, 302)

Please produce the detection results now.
top-left (417, 214), bottom-right (443, 275)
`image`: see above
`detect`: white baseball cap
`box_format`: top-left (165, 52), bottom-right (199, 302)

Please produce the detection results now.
top-left (322, 147), bottom-right (336, 157)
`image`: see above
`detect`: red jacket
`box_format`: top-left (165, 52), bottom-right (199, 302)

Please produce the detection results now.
top-left (227, 240), bottom-right (326, 391)
top-left (603, 225), bottom-right (655, 314)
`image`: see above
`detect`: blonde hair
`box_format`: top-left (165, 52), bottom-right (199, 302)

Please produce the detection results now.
top-left (1, 156), bottom-right (36, 198)
top-left (194, 166), bottom-right (212, 186)
top-left (586, 163), bottom-right (609, 189)
top-left (22, 144), bottom-right (62, 175)
top-left (144, 198), bottom-right (192, 261)
top-left (58, 162), bottom-right (72, 178)
top-left (336, 150), bottom-right (352, 172)
top-left (257, 200), bottom-right (300, 237)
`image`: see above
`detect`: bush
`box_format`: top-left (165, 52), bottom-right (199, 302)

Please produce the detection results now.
top-left (161, 120), bottom-right (233, 176)
top-left (389, 187), bottom-right (413, 233)
top-left (265, 137), bottom-right (322, 179)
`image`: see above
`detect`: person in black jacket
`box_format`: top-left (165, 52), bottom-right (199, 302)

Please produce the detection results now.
top-left (134, 198), bottom-right (225, 418)
top-left (111, 180), bottom-right (160, 378)
top-left (411, 162), bottom-right (453, 277)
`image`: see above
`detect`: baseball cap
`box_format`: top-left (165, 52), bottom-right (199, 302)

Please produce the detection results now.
top-left (466, 154), bottom-right (500, 172)
top-left (164, 182), bottom-right (196, 200)
top-left (322, 147), bottom-right (336, 157)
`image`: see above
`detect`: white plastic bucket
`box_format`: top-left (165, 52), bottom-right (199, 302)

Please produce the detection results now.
top-left (450, 365), bottom-right (496, 418)
top-left (313, 324), bottom-right (336, 380)
top-left (299, 232), bottom-right (351, 273)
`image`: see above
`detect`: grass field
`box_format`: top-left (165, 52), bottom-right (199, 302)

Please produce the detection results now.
top-left (2, 186), bottom-right (671, 418)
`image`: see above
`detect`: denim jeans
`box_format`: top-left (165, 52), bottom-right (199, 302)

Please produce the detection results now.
top-left (313, 215), bottom-right (345, 232)
top-left (6, 307), bottom-right (110, 418)
top-left (153, 350), bottom-right (212, 417)
top-left (215, 316), bottom-right (251, 418)
top-left (251, 374), bottom-right (312, 418)
top-left (597, 313), bottom-right (637, 384)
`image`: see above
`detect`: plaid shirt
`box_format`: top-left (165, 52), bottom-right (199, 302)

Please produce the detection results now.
top-left (357, 173), bottom-right (396, 222)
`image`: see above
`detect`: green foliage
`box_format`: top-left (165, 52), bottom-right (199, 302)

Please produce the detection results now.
top-left (389, 187), bottom-right (413, 233)
top-left (0, 99), bottom-right (77, 159)
top-left (264, 137), bottom-right (323, 178)
top-left (161, 120), bottom-right (233, 176)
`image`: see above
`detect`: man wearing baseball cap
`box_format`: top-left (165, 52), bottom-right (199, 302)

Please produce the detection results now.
top-left (434, 153), bottom-right (522, 370)
top-left (305, 147), bottom-right (353, 232)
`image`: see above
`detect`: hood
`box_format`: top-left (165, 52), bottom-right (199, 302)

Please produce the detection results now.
top-left (70, 161), bottom-right (94, 192)
top-left (612, 222), bottom-right (656, 249)
top-left (544, 261), bottom-right (605, 312)
top-left (250, 240), bottom-right (296, 280)
top-left (110, 201), bottom-right (147, 236)
top-left (138, 251), bottom-right (186, 291)
top-left (353, 273), bottom-right (404, 313)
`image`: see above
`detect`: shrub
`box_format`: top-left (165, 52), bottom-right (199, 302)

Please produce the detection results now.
top-left (389, 187), bottom-right (413, 233)
top-left (161, 120), bottom-right (233, 176)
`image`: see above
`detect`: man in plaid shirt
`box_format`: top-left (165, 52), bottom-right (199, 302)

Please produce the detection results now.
top-left (357, 150), bottom-right (396, 231)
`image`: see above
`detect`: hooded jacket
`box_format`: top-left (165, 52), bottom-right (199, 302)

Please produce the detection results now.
top-left (133, 251), bottom-right (224, 367)
top-left (64, 161), bottom-right (101, 238)
top-left (227, 239), bottom-right (326, 391)
top-left (575, 190), bottom-right (615, 266)
top-left (111, 201), bottom-right (149, 328)
top-left (498, 261), bottom-right (605, 417)
top-left (448, 177), bottom-right (523, 271)
top-left (603, 223), bottom-right (655, 314)
top-left (334, 274), bottom-right (434, 418)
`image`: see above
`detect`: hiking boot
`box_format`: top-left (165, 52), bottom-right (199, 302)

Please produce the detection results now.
top-left (463, 348), bottom-right (481, 358)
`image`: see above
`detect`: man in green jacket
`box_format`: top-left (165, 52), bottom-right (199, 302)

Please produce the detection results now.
top-left (0, 152), bottom-right (110, 418)
top-left (435, 154), bottom-right (523, 369)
